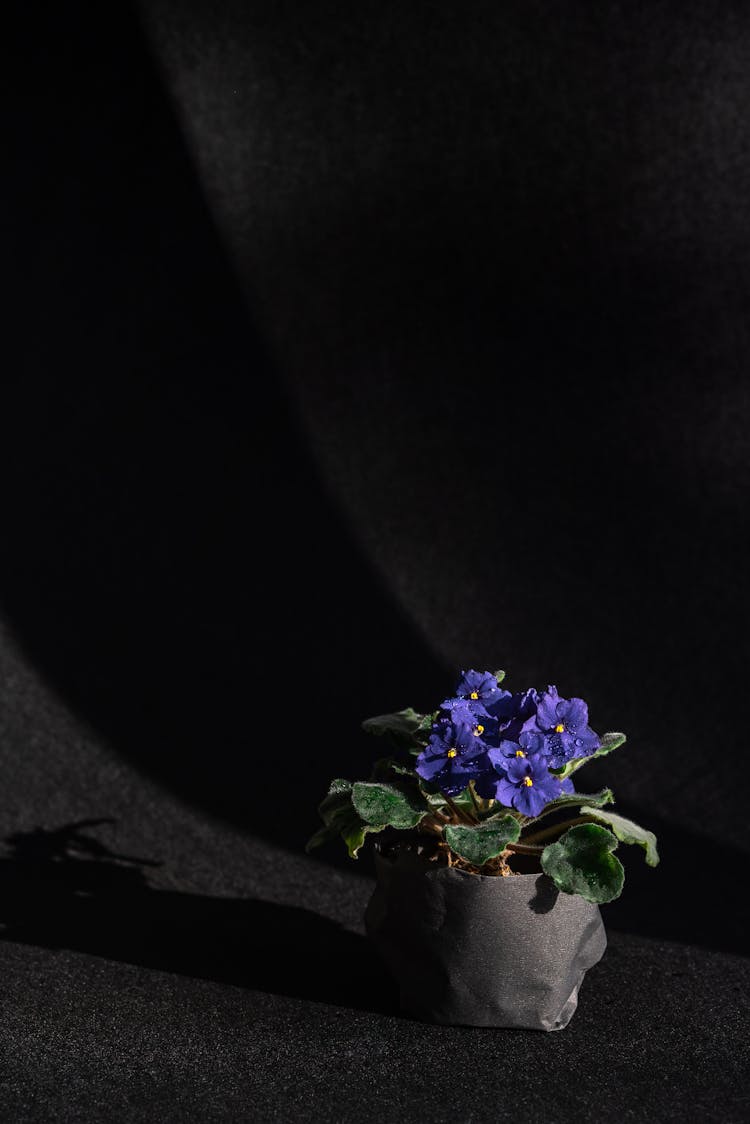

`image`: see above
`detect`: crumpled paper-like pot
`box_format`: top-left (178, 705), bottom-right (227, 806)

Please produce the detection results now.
top-left (364, 847), bottom-right (607, 1030)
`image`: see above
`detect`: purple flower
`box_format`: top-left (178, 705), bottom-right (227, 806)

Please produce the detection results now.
top-left (415, 720), bottom-right (489, 796)
top-left (534, 685), bottom-right (600, 768)
top-left (456, 669), bottom-right (503, 702)
top-left (477, 752), bottom-right (565, 817)
top-left (490, 729), bottom-right (547, 762)
top-left (434, 701), bottom-right (482, 729)
top-left (484, 687), bottom-right (539, 742)
top-left (441, 669), bottom-right (506, 717)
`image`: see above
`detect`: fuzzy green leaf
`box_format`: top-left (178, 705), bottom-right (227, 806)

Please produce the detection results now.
top-left (305, 778), bottom-right (376, 858)
top-left (444, 816), bottom-right (521, 867)
top-left (416, 711), bottom-right (439, 733)
top-left (422, 788), bottom-right (450, 808)
top-left (594, 731), bottom-right (627, 757)
top-left (362, 707), bottom-right (424, 738)
top-left (541, 823), bottom-right (625, 903)
top-left (316, 778), bottom-right (353, 824)
top-left (451, 789), bottom-right (478, 812)
top-left (318, 810), bottom-right (380, 858)
top-left (351, 781), bottom-right (430, 829)
top-left (406, 711), bottom-right (439, 754)
top-left (579, 807), bottom-right (659, 867)
top-left (493, 669), bottom-right (506, 684)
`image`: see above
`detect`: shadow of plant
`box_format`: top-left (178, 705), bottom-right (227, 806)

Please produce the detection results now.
top-left (0, 820), bottom-right (398, 1016)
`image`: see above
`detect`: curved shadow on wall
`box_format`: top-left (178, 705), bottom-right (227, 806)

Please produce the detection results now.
top-left (0, 3), bottom-right (447, 848)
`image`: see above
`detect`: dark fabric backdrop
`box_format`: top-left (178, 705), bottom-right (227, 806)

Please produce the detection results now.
top-left (1, 3), bottom-right (749, 1120)
top-left (5, 0), bottom-right (749, 867)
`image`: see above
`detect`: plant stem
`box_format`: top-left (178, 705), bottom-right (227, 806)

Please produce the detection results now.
top-left (442, 792), bottom-right (476, 824)
top-left (506, 841), bottom-right (543, 855)
top-left (468, 782), bottom-right (482, 817)
top-left (419, 816), bottom-right (446, 835)
top-left (521, 815), bottom-right (590, 846)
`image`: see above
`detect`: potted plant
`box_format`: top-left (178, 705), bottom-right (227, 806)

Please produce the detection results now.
top-left (307, 668), bottom-right (659, 1030)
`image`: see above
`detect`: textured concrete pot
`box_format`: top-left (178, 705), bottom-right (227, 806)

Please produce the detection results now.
top-left (365, 847), bottom-right (606, 1030)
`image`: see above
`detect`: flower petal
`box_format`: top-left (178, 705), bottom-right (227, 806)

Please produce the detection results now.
top-left (564, 697), bottom-right (589, 731)
top-left (454, 722), bottom-right (480, 753)
top-left (519, 729), bottom-right (545, 755)
top-left (415, 751), bottom-right (448, 781)
top-left (494, 777), bottom-right (518, 808)
top-left (535, 685), bottom-right (562, 730)
top-left (513, 784), bottom-right (548, 817)
top-left (487, 745), bottom-right (511, 771)
top-left (573, 726), bottom-right (601, 755)
top-left (543, 730), bottom-right (576, 768)
top-left (504, 756), bottom-right (531, 783)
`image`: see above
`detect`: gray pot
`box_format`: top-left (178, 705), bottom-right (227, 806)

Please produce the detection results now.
top-left (364, 848), bottom-right (607, 1030)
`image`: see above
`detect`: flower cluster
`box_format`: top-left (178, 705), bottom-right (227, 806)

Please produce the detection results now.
top-left (311, 664), bottom-right (655, 901)
top-left (416, 670), bottom-right (601, 816)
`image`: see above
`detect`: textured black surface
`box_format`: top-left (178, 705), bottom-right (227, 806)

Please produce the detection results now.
top-left (3, 2), bottom-right (750, 1118)
top-left (1, 934), bottom-right (748, 1124)
top-left (0, 626), bottom-right (747, 1122)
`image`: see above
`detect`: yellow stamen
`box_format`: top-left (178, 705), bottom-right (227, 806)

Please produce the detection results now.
top-left (515, 749), bottom-right (526, 757)
top-left (523, 776), bottom-right (533, 787)
top-left (470, 691), bottom-right (479, 700)
top-left (473, 724), bottom-right (485, 737)
top-left (554, 723), bottom-right (565, 733)
top-left (446, 748), bottom-right (458, 758)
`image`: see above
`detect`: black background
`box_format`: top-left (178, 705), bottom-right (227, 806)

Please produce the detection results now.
top-left (1, 2), bottom-right (749, 1120)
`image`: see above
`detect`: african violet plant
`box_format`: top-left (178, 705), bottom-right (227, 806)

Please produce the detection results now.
top-left (307, 669), bottom-right (659, 904)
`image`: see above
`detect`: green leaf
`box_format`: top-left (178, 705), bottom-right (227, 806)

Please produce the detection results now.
top-left (444, 815), bottom-right (521, 867)
top-left (524, 788), bottom-right (615, 824)
top-left (551, 732), bottom-right (627, 780)
top-left (416, 711), bottom-right (439, 733)
top-left (351, 781), bottom-right (430, 829)
top-left (361, 708), bottom-right (424, 739)
top-left (305, 778), bottom-right (377, 858)
top-left (595, 731), bottom-right (627, 756)
top-left (578, 807), bottom-right (659, 867)
top-left (316, 778), bottom-right (353, 825)
top-left (405, 711), bottom-right (440, 754)
top-left (422, 788), bottom-right (449, 808)
top-left (541, 823), bottom-right (625, 904)
top-left (316, 808), bottom-right (379, 858)
top-left (493, 669), bottom-right (506, 684)
top-left (450, 788), bottom-right (477, 812)
top-left (340, 818), bottom-right (375, 859)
